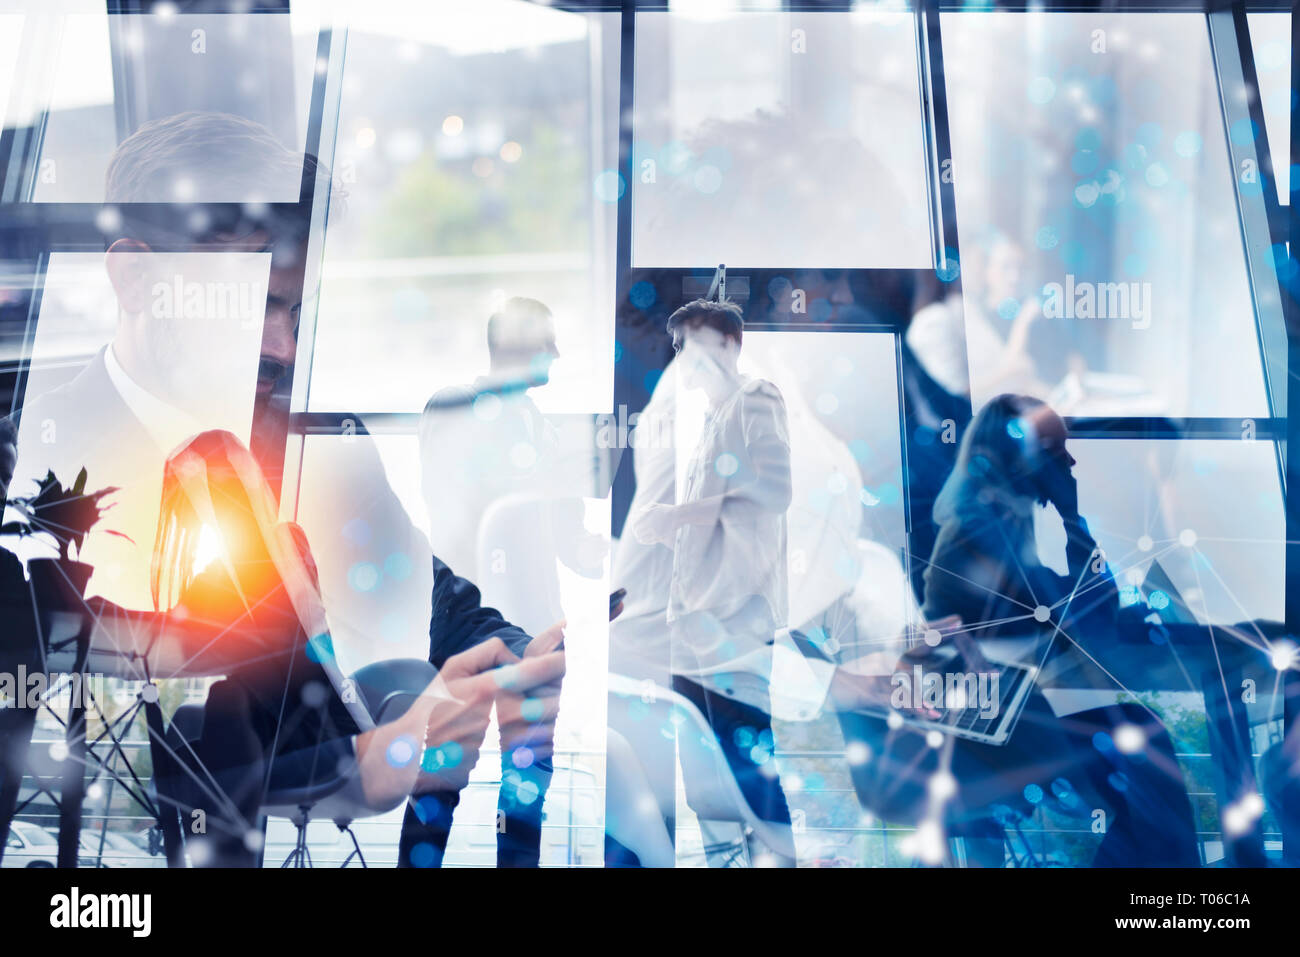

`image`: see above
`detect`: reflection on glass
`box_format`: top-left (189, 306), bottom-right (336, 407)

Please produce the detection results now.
top-left (294, 428), bottom-right (609, 867)
top-left (939, 12), bottom-right (1270, 417)
top-left (7, 251), bottom-right (268, 609)
top-left (610, 326), bottom-right (913, 866)
top-left (1, 7), bottom-right (321, 203)
top-left (1036, 437), bottom-right (1283, 625)
top-left (1246, 11), bottom-right (1291, 202)
top-left (632, 8), bottom-right (931, 269)
top-left (0, 13), bottom-right (24, 136)
top-left (306, 1), bottom-right (618, 414)
top-left (417, 296), bottom-right (596, 591)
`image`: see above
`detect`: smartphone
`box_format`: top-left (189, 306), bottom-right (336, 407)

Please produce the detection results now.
top-left (609, 588), bottom-right (627, 620)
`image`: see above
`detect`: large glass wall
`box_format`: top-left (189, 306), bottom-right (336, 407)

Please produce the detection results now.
top-left (0, 0), bottom-right (1292, 872)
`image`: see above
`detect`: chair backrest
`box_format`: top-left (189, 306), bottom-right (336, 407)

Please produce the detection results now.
top-left (475, 494), bottom-right (571, 637)
top-left (351, 658), bottom-right (438, 725)
top-left (603, 728), bottom-right (676, 868)
top-left (264, 660), bottom-right (437, 817)
top-left (606, 673), bottom-right (795, 859)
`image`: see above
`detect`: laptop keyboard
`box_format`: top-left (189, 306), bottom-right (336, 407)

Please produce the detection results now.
top-left (930, 664), bottom-right (1030, 737)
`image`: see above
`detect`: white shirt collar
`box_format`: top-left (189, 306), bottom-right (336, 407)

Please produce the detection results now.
top-left (103, 343), bottom-right (203, 453)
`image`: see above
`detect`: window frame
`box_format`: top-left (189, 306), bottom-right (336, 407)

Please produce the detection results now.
top-left (0, 0), bottom-right (1293, 868)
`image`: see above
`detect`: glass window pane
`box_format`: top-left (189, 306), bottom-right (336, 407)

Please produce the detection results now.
top-left (292, 418), bottom-right (601, 669)
top-left (1035, 438), bottom-right (1283, 625)
top-left (293, 429), bottom-right (609, 866)
top-left (7, 251), bottom-right (268, 610)
top-left (937, 12), bottom-right (1270, 417)
top-left (1247, 11), bottom-right (1290, 203)
top-left (304, 1), bottom-right (619, 414)
top-left (613, 329), bottom-right (913, 866)
top-left (632, 7), bottom-right (932, 269)
top-left (0, 13), bottom-right (25, 135)
top-left (1, 3), bottom-right (323, 203)
top-left (632, 330), bottom-right (909, 654)
top-left (738, 331), bottom-right (906, 555)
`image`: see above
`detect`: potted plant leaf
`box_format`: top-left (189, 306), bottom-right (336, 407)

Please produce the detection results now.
top-left (0, 468), bottom-right (131, 608)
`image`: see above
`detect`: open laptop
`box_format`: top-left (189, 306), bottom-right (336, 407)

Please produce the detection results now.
top-left (885, 639), bottom-right (1041, 746)
top-left (791, 626), bottom-right (1044, 746)
top-left (831, 560), bottom-right (1194, 745)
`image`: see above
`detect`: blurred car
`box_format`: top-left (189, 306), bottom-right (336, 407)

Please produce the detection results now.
top-left (2, 820), bottom-right (60, 867)
top-left (3, 820), bottom-right (164, 867)
top-left (76, 829), bottom-right (166, 868)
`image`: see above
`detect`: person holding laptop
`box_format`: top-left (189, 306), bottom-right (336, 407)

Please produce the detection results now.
top-left (844, 394), bottom-right (1201, 866)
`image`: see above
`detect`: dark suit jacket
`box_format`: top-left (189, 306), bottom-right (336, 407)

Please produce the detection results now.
top-left (427, 552), bottom-right (529, 667)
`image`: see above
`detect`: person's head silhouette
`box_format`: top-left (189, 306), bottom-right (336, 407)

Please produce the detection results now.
top-left (935, 393), bottom-right (1077, 524)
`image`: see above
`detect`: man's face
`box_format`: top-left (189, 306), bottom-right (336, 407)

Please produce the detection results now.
top-left (673, 324), bottom-right (736, 390)
top-left (502, 334), bottom-right (560, 385)
top-left (257, 246), bottom-right (306, 398)
top-left (109, 228), bottom-right (306, 403)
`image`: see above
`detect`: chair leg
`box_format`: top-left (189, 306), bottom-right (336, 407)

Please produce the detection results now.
top-left (700, 820), bottom-right (749, 867)
top-left (281, 807), bottom-right (313, 868)
top-left (56, 625), bottom-right (91, 868)
top-left (143, 697), bottom-right (186, 868)
top-left (295, 809), bottom-right (310, 868)
top-left (339, 823), bottom-right (367, 868)
top-left (0, 709), bottom-right (36, 866)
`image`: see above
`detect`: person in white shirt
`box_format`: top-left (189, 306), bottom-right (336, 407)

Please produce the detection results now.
top-left (419, 297), bottom-right (564, 582)
top-left (906, 236), bottom-right (1049, 404)
top-left (629, 298), bottom-right (797, 834)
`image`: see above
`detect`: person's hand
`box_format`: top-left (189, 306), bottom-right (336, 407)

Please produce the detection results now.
top-left (498, 636), bottom-right (566, 771)
top-left (631, 503), bottom-right (678, 546)
top-left (827, 654), bottom-right (904, 714)
top-left (506, 622), bottom-right (567, 767)
top-left (413, 638), bottom-right (563, 795)
top-left (828, 616), bottom-right (964, 718)
top-left (1039, 464), bottom-right (1079, 521)
top-left (833, 644), bottom-right (948, 719)
top-left (353, 638), bottom-right (510, 811)
top-left (1006, 296), bottom-right (1041, 352)
top-left (525, 620), bottom-right (566, 658)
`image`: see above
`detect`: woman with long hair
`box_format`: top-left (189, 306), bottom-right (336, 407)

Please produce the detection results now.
top-left (845, 396), bottom-right (1200, 866)
top-left (924, 392), bottom-right (1119, 638)
top-left (83, 429), bottom-right (563, 865)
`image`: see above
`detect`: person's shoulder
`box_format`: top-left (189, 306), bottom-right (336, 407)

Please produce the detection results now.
top-left (943, 494), bottom-right (1025, 546)
top-left (16, 351), bottom-right (112, 424)
top-left (10, 352), bottom-right (129, 480)
top-left (908, 299), bottom-right (960, 336)
top-left (741, 376), bottom-right (785, 402)
top-left (739, 377), bottom-right (787, 419)
top-left (422, 382), bottom-right (479, 417)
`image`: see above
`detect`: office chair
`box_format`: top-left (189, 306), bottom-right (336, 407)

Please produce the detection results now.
top-left (160, 658), bottom-right (437, 867)
top-left (267, 658), bottom-right (438, 867)
top-left (607, 673), bottom-right (797, 866)
top-left (603, 727), bottom-right (676, 867)
top-left (475, 493), bottom-right (581, 637)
